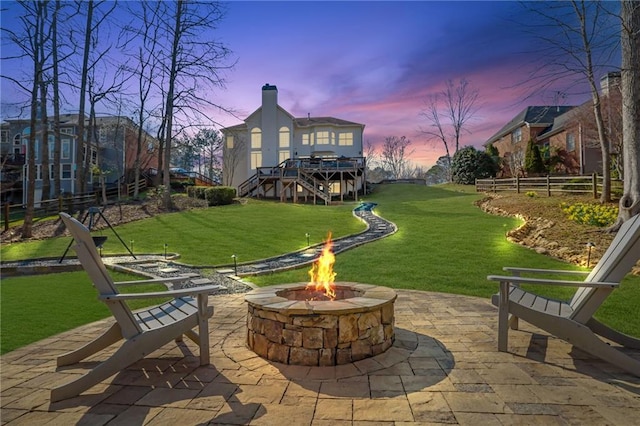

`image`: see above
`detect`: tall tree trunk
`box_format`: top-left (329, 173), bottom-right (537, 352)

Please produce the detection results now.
top-left (52, 0), bottom-right (61, 198)
top-left (617, 1), bottom-right (640, 223)
top-left (75, 0), bottom-right (93, 195)
top-left (162, 0), bottom-right (183, 210)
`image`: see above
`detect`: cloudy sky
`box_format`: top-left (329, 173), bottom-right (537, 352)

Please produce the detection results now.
top-left (1, 1), bottom-right (620, 167)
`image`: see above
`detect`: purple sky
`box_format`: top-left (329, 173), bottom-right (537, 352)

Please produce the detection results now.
top-left (210, 1), bottom-right (618, 167)
top-left (1, 1), bottom-right (620, 167)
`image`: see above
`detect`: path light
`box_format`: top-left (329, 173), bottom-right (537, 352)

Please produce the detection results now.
top-left (164, 243), bottom-right (168, 259)
top-left (306, 232), bottom-right (310, 246)
top-left (232, 254), bottom-right (238, 275)
top-left (586, 242), bottom-right (595, 267)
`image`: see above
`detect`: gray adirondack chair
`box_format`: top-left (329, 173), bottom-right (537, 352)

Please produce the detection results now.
top-left (51, 212), bottom-right (224, 402)
top-left (488, 213), bottom-right (640, 377)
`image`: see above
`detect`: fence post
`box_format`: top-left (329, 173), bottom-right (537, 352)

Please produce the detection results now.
top-left (492, 177), bottom-right (496, 193)
top-left (3, 203), bottom-right (9, 232)
top-left (546, 175), bottom-right (551, 197)
top-left (516, 176), bottom-right (520, 194)
top-left (592, 172), bottom-right (598, 199)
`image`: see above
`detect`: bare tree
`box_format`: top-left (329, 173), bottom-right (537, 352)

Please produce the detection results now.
top-left (519, 1), bottom-right (620, 202)
top-left (157, 0), bottom-right (233, 209)
top-left (615, 1), bottom-right (640, 224)
top-left (420, 78), bottom-right (479, 181)
top-left (222, 130), bottom-right (246, 186)
top-left (380, 136), bottom-right (414, 179)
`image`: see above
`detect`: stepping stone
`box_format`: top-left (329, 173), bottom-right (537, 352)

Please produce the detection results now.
top-left (138, 263), bottom-right (158, 269)
top-left (280, 258), bottom-right (297, 263)
top-left (159, 267), bottom-right (180, 273)
top-left (190, 278), bottom-right (213, 285)
top-left (250, 263), bottom-right (269, 269)
top-left (216, 268), bottom-right (235, 274)
top-left (300, 253), bottom-right (315, 258)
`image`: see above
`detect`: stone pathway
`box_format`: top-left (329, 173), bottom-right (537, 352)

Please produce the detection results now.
top-left (2, 290), bottom-right (639, 425)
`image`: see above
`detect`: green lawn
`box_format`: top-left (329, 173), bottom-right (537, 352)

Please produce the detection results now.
top-left (0, 270), bottom-right (168, 354)
top-left (1, 183), bottom-right (638, 354)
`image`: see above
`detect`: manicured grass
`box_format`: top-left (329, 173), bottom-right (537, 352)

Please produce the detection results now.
top-left (0, 200), bottom-right (365, 266)
top-left (248, 184), bottom-right (640, 338)
top-left (0, 270), bottom-right (168, 354)
top-left (1, 184), bottom-right (638, 354)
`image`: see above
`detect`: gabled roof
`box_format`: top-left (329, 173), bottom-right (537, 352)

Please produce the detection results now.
top-left (294, 116), bottom-right (364, 128)
top-left (536, 109), bottom-right (577, 140)
top-left (485, 106), bottom-right (575, 145)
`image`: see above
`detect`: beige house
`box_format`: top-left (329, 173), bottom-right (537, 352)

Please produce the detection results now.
top-left (222, 84), bottom-right (366, 203)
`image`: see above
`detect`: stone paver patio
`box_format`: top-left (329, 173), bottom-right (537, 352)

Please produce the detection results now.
top-left (2, 290), bottom-right (639, 425)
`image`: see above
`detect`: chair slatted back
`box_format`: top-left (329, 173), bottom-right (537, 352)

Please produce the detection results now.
top-left (60, 213), bottom-right (142, 338)
top-left (570, 214), bottom-right (640, 323)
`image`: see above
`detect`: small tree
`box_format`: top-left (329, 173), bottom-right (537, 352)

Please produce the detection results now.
top-left (451, 146), bottom-right (498, 185)
top-left (524, 139), bottom-right (546, 175)
top-left (380, 136), bottom-right (414, 179)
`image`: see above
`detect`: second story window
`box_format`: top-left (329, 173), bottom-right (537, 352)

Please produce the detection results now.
top-left (62, 139), bottom-right (71, 159)
top-left (566, 133), bottom-right (576, 152)
top-left (316, 131), bottom-right (330, 145)
top-left (279, 127), bottom-right (290, 148)
top-left (511, 128), bottom-right (522, 144)
top-left (1, 130), bottom-right (8, 145)
top-left (251, 128), bottom-right (262, 149)
top-left (226, 135), bottom-right (234, 149)
top-left (338, 132), bottom-right (353, 146)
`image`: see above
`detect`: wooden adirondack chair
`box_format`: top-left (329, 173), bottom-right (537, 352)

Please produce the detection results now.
top-left (488, 213), bottom-right (640, 377)
top-left (51, 212), bottom-right (224, 402)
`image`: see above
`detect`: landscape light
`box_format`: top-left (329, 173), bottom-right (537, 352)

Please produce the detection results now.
top-left (586, 242), bottom-right (595, 267)
top-left (232, 254), bottom-right (238, 275)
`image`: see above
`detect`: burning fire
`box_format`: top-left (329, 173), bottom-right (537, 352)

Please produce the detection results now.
top-left (307, 232), bottom-right (337, 300)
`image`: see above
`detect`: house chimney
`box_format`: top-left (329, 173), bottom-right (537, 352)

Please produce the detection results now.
top-left (262, 83), bottom-right (278, 111)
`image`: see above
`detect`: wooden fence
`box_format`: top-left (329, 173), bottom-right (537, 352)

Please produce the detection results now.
top-left (475, 174), bottom-right (623, 198)
top-left (1, 180), bottom-right (147, 232)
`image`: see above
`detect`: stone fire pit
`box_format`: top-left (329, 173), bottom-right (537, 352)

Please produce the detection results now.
top-left (245, 282), bottom-right (396, 366)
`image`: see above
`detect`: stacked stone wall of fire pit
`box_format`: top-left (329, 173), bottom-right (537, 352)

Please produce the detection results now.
top-left (245, 283), bottom-right (396, 366)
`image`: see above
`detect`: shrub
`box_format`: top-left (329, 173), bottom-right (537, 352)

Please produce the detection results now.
top-left (560, 202), bottom-right (618, 227)
top-left (204, 186), bottom-right (236, 206)
top-left (525, 191), bottom-right (537, 198)
top-left (451, 146), bottom-right (498, 185)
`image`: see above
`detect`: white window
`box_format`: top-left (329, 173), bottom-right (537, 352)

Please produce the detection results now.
top-left (251, 128), bottom-right (262, 149)
top-left (250, 151), bottom-right (262, 169)
top-left (316, 131), bottom-right (330, 145)
top-left (511, 128), bottom-right (522, 144)
top-left (338, 132), bottom-right (353, 146)
top-left (566, 133), bottom-right (576, 152)
top-left (49, 163), bottom-right (56, 179)
top-left (279, 127), bottom-right (290, 148)
top-left (99, 128), bottom-right (107, 144)
top-left (279, 150), bottom-right (289, 163)
top-left (302, 134), bottom-right (309, 146)
top-left (1, 130), bottom-right (8, 144)
top-left (91, 149), bottom-right (97, 165)
top-left (60, 127), bottom-right (73, 135)
top-left (13, 133), bottom-right (21, 145)
top-left (62, 139), bottom-right (71, 159)
top-left (331, 132), bottom-right (336, 145)
top-left (226, 135), bottom-right (234, 149)
top-left (61, 164), bottom-right (72, 179)
top-left (35, 164), bottom-right (42, 180)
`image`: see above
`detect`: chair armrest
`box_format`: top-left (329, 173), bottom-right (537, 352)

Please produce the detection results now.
top-left (113, 274), bottom-right (200, 286)
top-left (487, 275), bottom-right (618, 288)
top-left (99, 284), bottom-right (225, 301)
top-left (502, 267), bottom-right (590, 276)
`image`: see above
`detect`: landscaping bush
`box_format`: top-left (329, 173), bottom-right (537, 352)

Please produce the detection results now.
top-left (204, 186), bottom-right (236, 206)
top-left (560, 202), bottom-right (618, 227)
top-left (451, 146), bottom-right (498, 184)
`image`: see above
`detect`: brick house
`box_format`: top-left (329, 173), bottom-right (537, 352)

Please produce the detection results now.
top-left (485, 72), bottom-right (621, 177)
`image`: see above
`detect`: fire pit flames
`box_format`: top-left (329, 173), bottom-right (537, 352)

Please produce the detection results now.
top-left (306, 232), bottom-right (337, 300)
